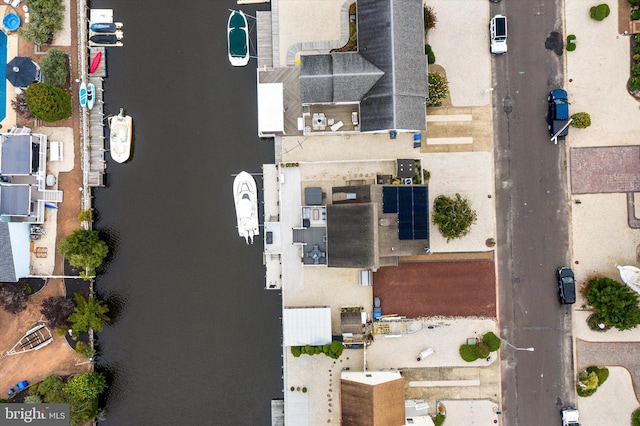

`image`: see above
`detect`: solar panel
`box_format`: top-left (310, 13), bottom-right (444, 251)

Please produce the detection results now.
top-left (382, 186), bottom-right (398, 213)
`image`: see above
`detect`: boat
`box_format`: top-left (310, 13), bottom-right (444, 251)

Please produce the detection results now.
top-left (79, 82), bottom-right (87, 108)
top-left (89, 34), bottom-right (119, 45)
top-left (233, 171), bottom-right (259, 244)
top-left (616, 264), bottom-right (640, 295)
top-left (108, 108), bottom-right (133, 163)
top-left (86, 83), bottom-right (95, 110)
top-left (227, 10), bottom-right (250, 67)
top-left (90, 22), bottom-right (123, 33)
top-left (4, 324), bottom-right (53, 357)
top-left (90, 30), bottom-right (123, 40)
top-left (89, 51), bottom-right (102, 73)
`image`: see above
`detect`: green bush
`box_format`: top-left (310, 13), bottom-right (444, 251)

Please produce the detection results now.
top-left (586, 276), bottom-right (640, 330)
top-left (634, 54), bottom-right (640, 62)
top-left (291, 346), bottom-right (302, 357)
top-left (631, 76), bottom-right (640, 90)
top-left (434, 414), bottom-right (445, 426)
top-left (633, 10), bottom-right (640, 20)
top-left (632, 0), bottom-right (640, 6)
top-left (426, 72), bottom-right (449, 106)
top-left (482, 332), bottom-right (502, 352)
top-left (40, 48), bottom-right (68, 87)
top-left (577, 366), bottom-right (609, 397)
top-left (635, 34), bottom-right (640, 43)
top-left (459, 344), bottom-right (479, 362)
top-left (566, 34), bottom-right (577, 51)
top-left (633, 63), bottom-right (640, 75)
top-left (476, 341), bottom-right (490, 358)
top-left (432, 193), bottom-right (477, 242)
top-left (570, 112), bottom-right (591, 128)
top-left (590, 4), bottom-right (610, 21)
top-left (425, 44), bottom-right (436, 65)
top-left (291, 341), bottom-right (343, 359)
top-left (632, 407), bottom-right (640, 426)
top-left (19, 0), bottom-right (65, 45)
top-left (633, 46), bottom-right (640, 54)
top-left (24, 83), bottom-right (71, 122)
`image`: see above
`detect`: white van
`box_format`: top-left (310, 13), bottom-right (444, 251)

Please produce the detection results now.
top-left (490, 14), bottom-right (508, 54)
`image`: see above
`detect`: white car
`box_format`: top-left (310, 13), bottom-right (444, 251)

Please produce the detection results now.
top-left (490, 14), bottom-right (508, 54)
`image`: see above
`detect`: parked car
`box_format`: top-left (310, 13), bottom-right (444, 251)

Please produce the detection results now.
top-left (561, 407), bottom-right (580, 426)
top-left (548, 89), bottom-right (570, 140)
top-left (557, 267), bottom-right (576, 304)
top-left (490, 14), bottom-right (508, 54)
top-left (7, 380), bottom-right (28, 396)
top-left (373, 297), bottom-right (382, 320)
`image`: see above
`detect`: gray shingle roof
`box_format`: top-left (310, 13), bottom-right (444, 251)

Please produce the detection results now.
top-left (299, 0), bottom-right (427, 132)
top-left (1, 135), bottom-right (32, 175)
top-left (0, 185), bottom-right (31, 215)
top-left (0, 222), bottom-right (17, 282)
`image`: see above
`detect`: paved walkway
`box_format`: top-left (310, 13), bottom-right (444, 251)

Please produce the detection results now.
top-left (571, 146), bottom-right (640, 194)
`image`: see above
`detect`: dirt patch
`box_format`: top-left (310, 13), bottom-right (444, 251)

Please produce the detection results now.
top-left (372, 260), bottom-right (496, 318)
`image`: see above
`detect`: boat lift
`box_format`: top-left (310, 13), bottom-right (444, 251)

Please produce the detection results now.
top-left (0, 323), bottom-right (53, 360)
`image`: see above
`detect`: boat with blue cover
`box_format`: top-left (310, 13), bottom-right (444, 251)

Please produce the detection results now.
top-left (227, 10), bottom-right (249, 67)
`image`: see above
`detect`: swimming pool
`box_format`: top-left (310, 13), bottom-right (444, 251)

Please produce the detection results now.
top-left (0, 31), bottom-right (6, 122)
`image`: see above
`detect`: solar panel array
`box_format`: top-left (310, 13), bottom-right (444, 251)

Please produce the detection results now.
top-left (382, 186), bottom-right (429, 240)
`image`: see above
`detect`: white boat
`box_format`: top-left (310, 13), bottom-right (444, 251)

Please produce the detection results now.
top-left (233, 171), bottom-right (259, 244)
top-left (616, 264), bottom-right (640, 295)
top-left (86, 83), bottom-right (95, 110)
top-left (227, 10), bottom-right (250, 66)
top-left (108, 108), bottom-right (132, 163)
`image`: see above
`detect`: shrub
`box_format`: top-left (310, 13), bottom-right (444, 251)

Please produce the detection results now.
top-left (634, 54), bottom-right (640, 62)
top-left (570, 112), bottom-right (591, 128)
top-left (482, 332), bottom-right (502, 352)
top-left (290, 341), bottom-right (343, 359)
top-left (426, 72), bottom-right (449, 106)
top-left (633, 10), bottom-right (640, 20)
top-left (590, 4), bottom-right (610, 21)
top-left (459, 344), bottom-right (479, 362)
top-left (434, 414), bottom-right (445, 426)
top-left (24, 83), bottom-right (72, 122)
top-left (0, 282), bottom-right (28, 314)
top-left (633, 63), bottom-right (640, 75)
top-left (432, 193), bottom-right (478, 242)
top-left (577, 366), bottom-right (609, 396)
top-left (18, 0), bottom-right (65, 45)
top-left (40, 48), bottom-right (68, 87)
top-left (633, 45), bottom-right (640, 54)
top-left (632, 407), bottom-right (640, 426)
top-left (632, 0), bottom-right (640, 6)
top-left (631, 76), bottom-right (640, 90)
top-left (425, 44), bottom-right (436, 64)
top-left (586, 276), bottom-right (640, 330)
top-left (566, 34), bottom-right (577, 51)
top-left (424, 6), bottom-right (437, 32)
top-left (635, 33), bottom-right (640, 43)
top-left (476, 341), bottom-right (490, 358)
top-left (40, 295), bottom-right (75, 329)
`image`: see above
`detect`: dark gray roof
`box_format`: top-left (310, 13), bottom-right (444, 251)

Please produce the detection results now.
top-left (0, 222), bottom-right (17, 282)
top-left (326, 203), bottom-right (376, 269)
top-left (300, 0), bottom-right (427, 132)
top-left (1, 135), bottom-right (32, 175)
top-left (0, 185), bottom-right (31, 215)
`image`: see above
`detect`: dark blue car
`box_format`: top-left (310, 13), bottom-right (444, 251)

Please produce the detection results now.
top-left (548, 89), bottom-right (570, 140)
top-left (557, 267), bottom-right (576, 304)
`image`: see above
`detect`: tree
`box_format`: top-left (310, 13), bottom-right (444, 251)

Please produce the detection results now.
top-left (24, 83), bottom-right (72, 122)
top-left (57, 229), bottom-right (108, 279)
top-left (40, 296), bottom-right (75, 329)
top-left (11, 93), bottom-right (34, 119)
top-left (0, 282), bottom-right (28, 314)
top-left (68, 293), bottom-right (109, 334)
top-left (24, 395), bottom-right (42, 404)
top-left (586, 276), bottom-right (640, 330)
top-left (427, 72), bottom-right (449, 106)
top-left (18, 0), bottom-right (65, 45)
top-left (571, 112), bottom-right (591, 128)
top-left (432, 193), bottom-right (478, 242)
top-left (40, 48), bottom-right (68, 87)
top-left (34, 374), bottom-right (67, 403)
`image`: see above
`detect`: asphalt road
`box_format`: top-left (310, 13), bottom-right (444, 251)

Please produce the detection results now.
top-left (492, 0), bottom-right (574, 425)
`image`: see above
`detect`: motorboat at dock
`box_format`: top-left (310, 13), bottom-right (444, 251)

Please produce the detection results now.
top-left (233, 171), bottom-right (259, 244)
top-left (108, 108), bottom-right (133, 163)
top-left (227, 10), bottom-right (250, 66)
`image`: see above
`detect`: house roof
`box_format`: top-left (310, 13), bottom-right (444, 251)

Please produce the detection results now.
top-left (0, 185), bottom-right (31, 215)
top-left (282, 307), bottom-right (332, 346)
top-left (0, 222), bottom-right (30, 282)
top-left (341, 372), bottom-right (405, 426)
top-left (299, 0), bottom-right (427, 132)
top-left (0, 222), bottom-right (16, 281)
top-left (326, 203), bottom-right (377, 269)
top-left (1, 135), bottom-right (33, 175)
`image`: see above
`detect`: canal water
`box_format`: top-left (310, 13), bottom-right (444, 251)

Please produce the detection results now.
top-left (89, 1), bottom-right (282, 424)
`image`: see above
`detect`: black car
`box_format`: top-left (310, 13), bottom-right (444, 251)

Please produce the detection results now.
top-left (557, 267), bottom-right (576, 304)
